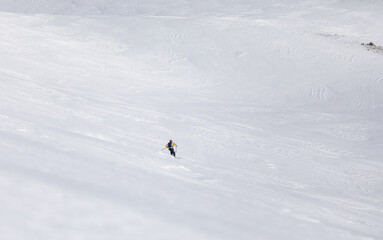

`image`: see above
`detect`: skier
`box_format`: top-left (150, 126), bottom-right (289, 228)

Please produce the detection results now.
top-left (165, 140), bottom-right (177, 157)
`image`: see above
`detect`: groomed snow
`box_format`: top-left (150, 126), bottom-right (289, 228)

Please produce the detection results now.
top-left (0, 1), bottom-right (382, 239)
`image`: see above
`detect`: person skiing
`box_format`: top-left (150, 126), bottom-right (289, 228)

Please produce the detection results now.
top-left (166, 140), bottom-right (177, 157)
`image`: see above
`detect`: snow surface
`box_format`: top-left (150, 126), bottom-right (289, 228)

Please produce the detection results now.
top-left (0, 0), bottom-right (383, 239)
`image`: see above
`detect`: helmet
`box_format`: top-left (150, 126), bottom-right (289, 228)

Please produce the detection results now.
top-left (170, 140), bottom-right (172, 142)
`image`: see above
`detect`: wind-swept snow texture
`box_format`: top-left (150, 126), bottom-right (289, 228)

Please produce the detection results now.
top-left (0, 0), bottom-right (382, 240)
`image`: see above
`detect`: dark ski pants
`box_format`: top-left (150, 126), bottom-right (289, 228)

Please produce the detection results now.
top-left (169, 148), bottom-right (176, 157)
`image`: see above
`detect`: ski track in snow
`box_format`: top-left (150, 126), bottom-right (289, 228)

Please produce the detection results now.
top-left (1, 1), bottom-right (383, 240)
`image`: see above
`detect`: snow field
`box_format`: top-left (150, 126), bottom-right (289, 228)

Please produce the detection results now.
top-left (0, 0), bottom-right (383, 239)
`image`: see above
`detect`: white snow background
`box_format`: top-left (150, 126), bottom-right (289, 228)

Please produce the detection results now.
top-left (0, 0), bottom-right (382, 239)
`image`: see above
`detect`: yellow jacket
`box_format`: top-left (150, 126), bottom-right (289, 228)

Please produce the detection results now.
top-left (166, 142), bottom-right (177, 149)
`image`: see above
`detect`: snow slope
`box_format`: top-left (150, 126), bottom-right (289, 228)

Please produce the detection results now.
top-left (0, 1), bottom-right (382, 239)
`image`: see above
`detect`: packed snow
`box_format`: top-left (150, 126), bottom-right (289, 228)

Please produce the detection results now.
top-left (0, 0), bottom-right (382, 239)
